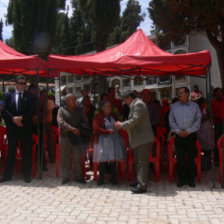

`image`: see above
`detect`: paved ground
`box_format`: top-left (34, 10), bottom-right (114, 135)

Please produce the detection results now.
top-left (0, 162), bottom-right (223, 224)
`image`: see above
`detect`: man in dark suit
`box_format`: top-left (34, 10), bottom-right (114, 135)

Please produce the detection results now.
top-left (1, 75), bottom-right (35, 183)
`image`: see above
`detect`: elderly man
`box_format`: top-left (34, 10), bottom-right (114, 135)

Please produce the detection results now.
top-left (169, 87), bottom-right (201, 187)
top-left (57, 94), bottom-right (88, 184)
top-left (114, 91), bottom-right (154, 193)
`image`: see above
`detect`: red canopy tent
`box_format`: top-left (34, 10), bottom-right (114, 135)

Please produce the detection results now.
top-left (47, 29), bottom-right (211, 76)
top-left (0, 40), bottom-right (47, 76)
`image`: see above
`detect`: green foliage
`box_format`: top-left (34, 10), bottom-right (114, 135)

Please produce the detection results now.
top-left (148, 0), bottom-right (224, 87)
top-left (108, 0), bottom-right (145, 46)
top-left (6, 0), bottom-right (66, 59)
top-left (78, 0), bottom-right (120, 52)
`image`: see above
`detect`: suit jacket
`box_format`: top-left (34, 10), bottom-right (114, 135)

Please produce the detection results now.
top-left (3, 90), bottom-right (35, 137)
top-left (122, 98), bottom-right (154, 148)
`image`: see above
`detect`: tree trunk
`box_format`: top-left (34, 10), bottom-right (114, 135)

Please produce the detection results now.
top-left (95, 32), bottom-right (109, 95)
top-left (214, 46), bottom-right (224, 88)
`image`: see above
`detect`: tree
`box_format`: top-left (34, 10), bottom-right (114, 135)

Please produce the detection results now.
top-left (6, 0), bottom-right (66, 59)
top-left (78, 0), bottom-right (120, 52)
top-left (148, 0), bottom-right (224, 87)
top-left (108, 0), bottom-right (145, 46)
top-left (121, 0), bottom-right (145, 39)
top-left (78, 0), bottom-right (120, 93)
top-left (0, 19), bottom-right (3, 41)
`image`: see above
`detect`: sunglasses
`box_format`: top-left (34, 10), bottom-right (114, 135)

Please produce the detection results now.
top-left (17, 82), bottom-right (26, 85)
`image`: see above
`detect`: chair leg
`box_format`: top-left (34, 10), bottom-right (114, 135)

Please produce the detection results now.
top-left (93, 162), bottom-right (98, 181)
top-left (81, 153), bottom-right (86, 178)
top-left (118, 161), bottom-right (125, 181)
top-left (155, 162), bottom-right (160, 182)
top-left (197, 162), bottom-right (201, 182)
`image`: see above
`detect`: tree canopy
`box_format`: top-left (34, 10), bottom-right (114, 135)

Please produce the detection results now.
top-left (7, 0), bottom-right (66, 59)
top-left (148, 0), bottom-right (224, 87)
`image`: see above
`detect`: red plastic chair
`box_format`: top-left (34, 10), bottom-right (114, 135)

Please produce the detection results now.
top-left (217, 135), bottom-right (223, 184)
top-left (0, 125), bottom-right (8, 167)
top-left (167, 137), bottom-right (201, 182)
top-left (127, 137), bottom-right (161, 182)
top-left (156, 127), bottom-right (167, 164)
top-left (52, 125), bottom-right (59, 158)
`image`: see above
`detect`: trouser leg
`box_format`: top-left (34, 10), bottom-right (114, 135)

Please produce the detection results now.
top-left (60, 137), bottom-right (72, 179)
top-left (133, 142), bottom-right (151, 189)
top-left (46, 123), bottom-right (55, 163)
top-left (98, 162), bottom-right (106, 184)
top-left (109, 162), bottom-right (117, 184)
top-left (20, 131), bottom-right (33, 178)
top-left (72, 144), bottom-right (83, 180)
top-left (4, 136), bottom-right (18, 178)
top-left (185, 134), bottom-right (197, 182)
top-left (175, 136), bottom-right (186, 182)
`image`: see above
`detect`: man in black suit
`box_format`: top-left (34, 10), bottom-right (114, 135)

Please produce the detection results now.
top-left (1, 75), bottom-right (35, 183)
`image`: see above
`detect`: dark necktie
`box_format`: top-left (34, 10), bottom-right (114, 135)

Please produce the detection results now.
top-left (18, 92), bottom-right (22, 113)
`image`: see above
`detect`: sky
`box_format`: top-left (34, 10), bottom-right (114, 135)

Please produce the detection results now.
top-left (0, 0), bottom-right (153, 41)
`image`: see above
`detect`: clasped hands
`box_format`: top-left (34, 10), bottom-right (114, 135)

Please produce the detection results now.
top-left (113, 121), bottom-right (122, 131)
top-left (12, 116), bottom-right (23, 127)
top-left (178, 130), bottom-right (189, 138)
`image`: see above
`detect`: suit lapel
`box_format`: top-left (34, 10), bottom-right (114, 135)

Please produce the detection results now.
top-left (11, 91), bottom-right (17, 112)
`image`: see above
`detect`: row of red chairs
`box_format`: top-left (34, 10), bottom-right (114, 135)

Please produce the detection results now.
top-left (0, 124), bottom-right (223, 183)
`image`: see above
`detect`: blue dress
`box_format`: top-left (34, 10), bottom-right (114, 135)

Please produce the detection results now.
top-left (93, 115), bottom-right (126, 162)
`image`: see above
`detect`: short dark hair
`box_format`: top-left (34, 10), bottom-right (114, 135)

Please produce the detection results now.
top-left (213, 87), bottom-right (221, 96)
top-left (108, 87), bottom-right (115, 93)
top-left (16, 75), bottom-right (26, 83)
top-left (122, 90), bottom-right (137, 99)
top-left (178, 87), bottom-right (190, 93)
top-left (100, 100), bottom-right (110, 109)
top-left (81, 88), bottom-right (88, 94)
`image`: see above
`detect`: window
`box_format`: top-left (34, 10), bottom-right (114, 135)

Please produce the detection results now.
top-left (61, 76), bottom-right (67, 85)
top-left (160, 87), bottom-right (172, 101)
top-left (123, 78), bottom-right (130, 87)
top-left (111, 79), bottom-right (120, 87)
top-left (67, 87), bottom-right (73, 94)
top-left (174, 75), bottom-right (188, 82)
top-left (134, 76), bottom-right (143, 86)
top-left (146, 77), bottom-right (157, 85)
top-left (76, 87), bottom-right (82, 96)
top-left (68, 74), bottom-right (74, 83)
top-left (158, 75), bottom-right (172, 84)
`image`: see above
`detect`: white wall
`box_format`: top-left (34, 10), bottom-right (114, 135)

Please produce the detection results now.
top-left (189, 32), bottom-right (222, 96)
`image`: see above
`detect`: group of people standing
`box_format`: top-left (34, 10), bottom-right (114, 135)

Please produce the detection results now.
top-left (0, 75), bottom-right (223, 194)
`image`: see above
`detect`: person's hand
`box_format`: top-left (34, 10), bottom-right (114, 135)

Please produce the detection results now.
top-left (17, 121), bottom-right (23, 127)
top-left (113, 121), bottom-right (122, 130)
top-left (13, 116), bottom-right (23, 127)
top-left (178, 130), bottom-right (189, 138)
top-left (71, 127), bottom-right (80, 136)
top-left (182, 130), bottom-right (189, 137)
top-left (108, 129), bottom-right (115, 135)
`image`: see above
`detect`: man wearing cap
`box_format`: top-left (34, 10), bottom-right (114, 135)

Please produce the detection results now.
top-left (114, 91), bottom-right (154, 193)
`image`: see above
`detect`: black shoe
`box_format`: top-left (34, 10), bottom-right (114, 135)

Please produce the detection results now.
top-left (61, 178), bottom-right (71, 184)
top-left (24, 176), bottom-right (31, 183)
top-left (129, 182), bottom-right (138, 187)
top-left (188, 180), bottom-right (195, 188)
top-left (75, 178), bottom-right (86, 184)
top-left (97, 179), bottom-right (104, 186)
top-left (111, 179), bottom-right (118, 185)
top-left (42, 166), bottom-right (48, 171)
top-left (177, 180), bottom-right (185, 188)
top-left (0, 176), bottom-right (12, 183)
top-left (131, 187), bottom-right (147, 194)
